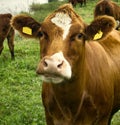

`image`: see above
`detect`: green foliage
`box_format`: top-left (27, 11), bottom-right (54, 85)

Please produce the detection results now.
top-left (0, 0), bottom-right (120, 125)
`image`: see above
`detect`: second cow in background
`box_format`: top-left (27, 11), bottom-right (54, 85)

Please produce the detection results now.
top-left (69, 0), bottom-right (86, 7)
top-left (94, 0), bottom-right (120, 30)
top-left (0, 13), bottom-right (15, 59)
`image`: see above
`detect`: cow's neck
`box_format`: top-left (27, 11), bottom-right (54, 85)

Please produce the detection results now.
top-left (51, 79), bottom-right (86, 122)
top-left (51, 64), bottom-right (86, 114)
top-left (52, 79), bottom-right (85, 99)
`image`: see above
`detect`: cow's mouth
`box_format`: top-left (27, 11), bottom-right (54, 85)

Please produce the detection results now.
top-left (40, 73), bottom-right (65, 84)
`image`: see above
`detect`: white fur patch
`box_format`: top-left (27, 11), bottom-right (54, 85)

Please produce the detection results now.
top-left (51, 13), bottom-right (72, 40)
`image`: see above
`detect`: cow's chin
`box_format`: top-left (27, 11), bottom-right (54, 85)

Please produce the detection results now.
top-left (41, 75), bottom-right (65, 84)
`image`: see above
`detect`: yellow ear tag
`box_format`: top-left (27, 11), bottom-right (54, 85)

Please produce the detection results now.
top-left (93, 30), bottom-right (103, 40)
top-left (22, 27), bottom-right (32, 35)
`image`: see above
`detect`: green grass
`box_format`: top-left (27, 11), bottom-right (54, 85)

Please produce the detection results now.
top-left (0, 0), bottom-right (120, 125)
top-left (0, 37), bottom-right (46, 125)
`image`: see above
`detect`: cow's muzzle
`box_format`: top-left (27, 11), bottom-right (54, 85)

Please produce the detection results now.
top-left (36, 52), bottom-right (72, 84)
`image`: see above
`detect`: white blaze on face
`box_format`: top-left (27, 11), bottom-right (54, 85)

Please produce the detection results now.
top-left (51, 12), bottom-right (72, 40)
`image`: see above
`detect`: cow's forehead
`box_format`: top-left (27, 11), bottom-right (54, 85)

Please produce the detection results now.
top-left (51, 12), bottom-right (72, 40)
top-left (42, 4), bottom-right (84, 40)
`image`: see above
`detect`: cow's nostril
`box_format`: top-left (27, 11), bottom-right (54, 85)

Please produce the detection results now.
top-left (57, 61), bottom-right (64, 68)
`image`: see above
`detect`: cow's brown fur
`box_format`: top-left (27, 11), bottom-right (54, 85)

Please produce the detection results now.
top-left (69, 0), bottom-right (86, 7)
top-left (94, 0), bottom-right (120, 30)
top-left (0, 13), bottom-right (15, 59)
top-left (11, 4), bottom-right (120, 125)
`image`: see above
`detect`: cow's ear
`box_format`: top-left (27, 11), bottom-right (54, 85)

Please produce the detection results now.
top-left (11, 14), bottom-right (41, 38)
top-left (84, 15), bottom-right (116, 40)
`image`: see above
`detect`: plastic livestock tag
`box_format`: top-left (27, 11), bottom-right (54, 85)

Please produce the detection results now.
top-left (22, 27), bottom-right (32, 35)
top-left (93, 30), bottom-right (103, 40)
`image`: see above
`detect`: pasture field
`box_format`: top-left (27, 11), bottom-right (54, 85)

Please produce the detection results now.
top-left (0, 0), bottom-right (120, 125)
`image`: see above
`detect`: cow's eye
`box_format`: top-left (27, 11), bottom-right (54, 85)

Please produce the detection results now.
top-left (76, 33), bottom-right (83, 39)
top-left (38, 31), bottom-right (48, 40)
top-left (70, 33), bottom-right (83, 42)
top-left (38, 31), bottom-right (44, 38)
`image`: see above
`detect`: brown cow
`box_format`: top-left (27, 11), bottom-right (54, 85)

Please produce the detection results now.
top-left (11, 4), bottom-right (120, 125)
top-left (94, 0), bottom-right (120, 30)
top-left (69, 0), bottom-right (86, 7)
top-left (0, 13), bottom-right (15, 59)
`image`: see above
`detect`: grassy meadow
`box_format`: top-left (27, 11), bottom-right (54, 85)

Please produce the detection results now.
top-left (0, 0), bottom-right (120, 125)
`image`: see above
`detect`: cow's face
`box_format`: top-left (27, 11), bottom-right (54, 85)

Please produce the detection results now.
top-left (11, 4), bottom-right (115, 84)
top-left (36, 5), bottom-right (86, 84)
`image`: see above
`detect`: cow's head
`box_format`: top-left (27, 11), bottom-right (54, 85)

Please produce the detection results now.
top-left (11, 4), bottom-right (115, 84)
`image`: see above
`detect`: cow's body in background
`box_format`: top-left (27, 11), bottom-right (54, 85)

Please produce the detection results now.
top-left (69, 0), bottom-right (86, 7)
top-left (0, 13), bottom-right (15, 59)
top-left (94, 0), bottom-right (120, 30)
top-left (11, 4), bottom-right (120, 125)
